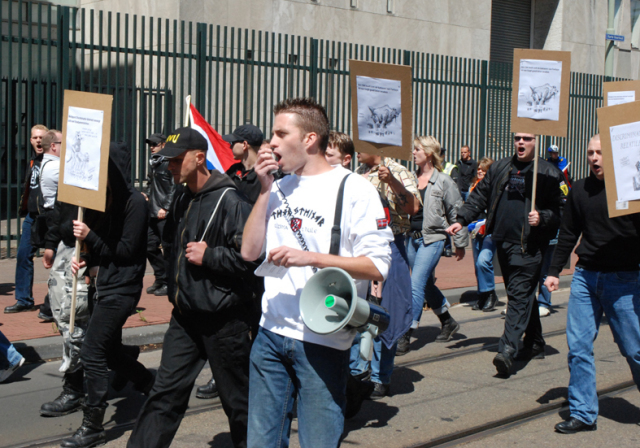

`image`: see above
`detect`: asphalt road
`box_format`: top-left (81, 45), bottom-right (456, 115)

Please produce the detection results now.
top-left (2, 288), bottom-right (639, 448)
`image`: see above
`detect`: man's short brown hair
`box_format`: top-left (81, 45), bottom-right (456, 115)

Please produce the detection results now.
top-left (328, 131), bottom-right (354, 158)
top-left (41, 129), bottom-right (61, 152)
top-left (273, 98), bottom-right (330, 152)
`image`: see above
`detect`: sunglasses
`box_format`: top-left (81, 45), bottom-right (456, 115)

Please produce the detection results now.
top-left (513, 136), bottom-right (534, 142)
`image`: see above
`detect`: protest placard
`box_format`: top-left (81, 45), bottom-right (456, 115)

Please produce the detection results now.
top-left (603, 80), bottom-right (640, 107)
top-left (349, 60), bottom-right (413, 161)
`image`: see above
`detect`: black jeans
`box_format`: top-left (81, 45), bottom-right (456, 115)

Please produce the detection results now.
top-left (496, 241), bottom-right (546, 354)
top-left (147, 218), bottom-right (166, 283)
top-left (128, 308), bottom-right (252, 448)
top-left (81, 293), bottom-right (152, 409)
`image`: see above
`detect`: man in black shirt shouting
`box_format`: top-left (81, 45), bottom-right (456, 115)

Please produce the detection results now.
top-left (545, 134), bottom-right (640, 434)
top-left (448, 132), bottom-right (565, 376)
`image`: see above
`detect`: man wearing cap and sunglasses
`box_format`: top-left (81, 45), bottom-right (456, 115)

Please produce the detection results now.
top-left (223, 124), bottom-right (267, 204)
top-left (448, 132), bottom-right (565, 376)
top-left (128, 127), bottom-right (262, 448)
top-left (143, 133), bottom-right (174, 297)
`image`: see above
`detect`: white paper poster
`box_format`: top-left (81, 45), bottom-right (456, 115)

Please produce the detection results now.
top-left (609, 121), bottom-right (640, 202)
top-left (64, 106), bottom-right (104, 191)
top-left (608, 90), bottom-right (636, 106)
top-left (517, 59), bottom-right (563, 121)
top-left (356, 76), bottom-right (402, 146)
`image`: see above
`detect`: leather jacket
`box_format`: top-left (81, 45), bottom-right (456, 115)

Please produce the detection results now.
top-left (147, 153), bottom-right (176, 218)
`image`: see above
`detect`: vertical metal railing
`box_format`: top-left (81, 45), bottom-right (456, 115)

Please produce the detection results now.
top-left (0, 1), bottom-right (615, 257)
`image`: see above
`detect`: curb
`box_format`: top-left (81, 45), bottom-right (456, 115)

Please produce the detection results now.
top-left (13, 274), bottom-right (574, 363)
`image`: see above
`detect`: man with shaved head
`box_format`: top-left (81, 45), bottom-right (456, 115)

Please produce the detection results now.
top-left (545, 135), bottom-right (640, 434)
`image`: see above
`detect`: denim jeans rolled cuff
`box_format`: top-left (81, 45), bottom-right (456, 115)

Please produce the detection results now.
top-left (472, 234), bottom-right (496, 293)
top-left (566, 267), bottom-right (640, 426)
top-left (0, 331), bottom-right (23, 370)
top-left (370, 336), bottom-right (397, 385)
top-left (14, 213), bottom-right (37, 306)
top-left (248, 327), bottom-right (348, 448)
top-left (405, 236), bottom-right (447, 326)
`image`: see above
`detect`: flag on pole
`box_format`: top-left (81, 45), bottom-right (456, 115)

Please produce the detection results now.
top-left (188, 102), bottom-right (235, 172)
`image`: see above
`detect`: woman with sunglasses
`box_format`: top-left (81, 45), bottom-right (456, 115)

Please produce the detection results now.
top-left (398, 136), bottom-right (468, 354)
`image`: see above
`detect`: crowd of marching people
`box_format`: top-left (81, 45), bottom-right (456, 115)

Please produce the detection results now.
top-left (1, 96), bottom-right (639, 447)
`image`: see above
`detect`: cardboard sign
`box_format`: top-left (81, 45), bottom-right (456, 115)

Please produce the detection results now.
top-left (511, 49), bottom-right (571, 138)
top-left (349, 60), bottom-right (413, 161)
top-left (57, 90), bottom-right (113, 212)
top-left (596, 101), bottom-right (640, 218)
top-left (603, 80), bottom-right (640, 107)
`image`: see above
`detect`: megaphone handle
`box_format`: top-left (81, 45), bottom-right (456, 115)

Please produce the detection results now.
top-left (359, 331), bottom-right (374, 362)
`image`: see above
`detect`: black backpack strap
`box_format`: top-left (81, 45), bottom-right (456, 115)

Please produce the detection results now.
top-left (329, 174), bottom-right (350, 256)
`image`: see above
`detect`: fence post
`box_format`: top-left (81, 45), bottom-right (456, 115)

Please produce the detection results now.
top-left (478, 60), bottom-right (488, 159)
top-left (195, 23), bottom-right (208, 111)
top-left (309, 38), bottom-right (319, 99)
top-left (57, 6), bottom-right (71, 125)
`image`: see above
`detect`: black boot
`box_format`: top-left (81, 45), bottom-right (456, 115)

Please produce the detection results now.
top-left (395, 329), bottom-right (412, 356)
top-left (60, 406), bottom-right (106, 448)
top-left (472, 291), bottom-right (488, 310)
top-left (435, 312), bottom-right (460, 342)
top-left (482, 290), bottom-right (498, 312)
top-left (196, 377), bottom-right (219, 399)
top-left (40, 370), bottom-right (84, 417)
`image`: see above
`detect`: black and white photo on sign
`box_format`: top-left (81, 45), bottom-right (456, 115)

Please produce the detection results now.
top-left (609, 121), bottom-right (640, 201)
top-left (64, 106), bottom-right (104, 191)
top-left (517, 59), bottom-right (562, 121)
top-left (608, 90), bottom-right (636, 106)
top-left (356, 76), bottom-right (402, 146)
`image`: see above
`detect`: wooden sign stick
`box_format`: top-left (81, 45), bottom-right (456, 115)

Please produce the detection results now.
top-left (68, 206), bottom-right (84, 335)
top-left (531, 136), bottom-right (540, 211)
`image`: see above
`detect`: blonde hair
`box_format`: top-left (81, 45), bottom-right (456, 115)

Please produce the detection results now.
top-left (414, 136), bottom-right (443, 172)
top-left (31, 124), bottom-right (48, 135)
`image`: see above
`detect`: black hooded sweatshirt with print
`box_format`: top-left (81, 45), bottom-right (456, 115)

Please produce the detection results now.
top-left (83, 142), bottom-right (148, 297)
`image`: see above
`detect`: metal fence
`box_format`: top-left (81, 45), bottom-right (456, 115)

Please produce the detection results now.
top-left (0, 1), bottom-right (616, 256)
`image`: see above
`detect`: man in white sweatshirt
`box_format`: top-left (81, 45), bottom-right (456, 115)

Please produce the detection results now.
top-left (241, 98), bottom-right (393, 447)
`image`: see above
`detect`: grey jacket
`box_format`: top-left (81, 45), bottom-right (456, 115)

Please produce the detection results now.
top-left (420, 169), bottom-right (469, 248)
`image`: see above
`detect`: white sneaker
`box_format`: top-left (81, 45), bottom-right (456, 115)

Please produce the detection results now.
top-left (539, 306), bottom-right (551, 317)
top-left (0, 356), bottom-right (24, 383)
top-left (500, 307), bottom-right (507, 315)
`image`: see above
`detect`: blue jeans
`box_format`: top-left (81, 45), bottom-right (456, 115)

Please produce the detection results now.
top-left (461, 191), bottom-right (469, 202)
top-left (0, 330), bottom-right (23, 370)
top-left (349, 332), bottom-right (368, 376)
top-left (472, 234), bottom-right (496, 293)
top-left (14, 213), bottom-right (37, 306)
top-left (537, 244), bottom-right (556, 309)
top-left (248, 327), bottom-right (349, 448)
top-left (566, 267), bottom-right (640, 425)
top-left (406, 237), bottom-right (449, 328)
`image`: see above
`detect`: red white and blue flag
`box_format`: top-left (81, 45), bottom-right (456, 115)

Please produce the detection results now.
top-left (189, 103), bottom-right (235, 172)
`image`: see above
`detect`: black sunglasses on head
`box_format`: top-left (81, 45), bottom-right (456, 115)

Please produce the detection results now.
top-left (513, 136), bottom-right (534, 142)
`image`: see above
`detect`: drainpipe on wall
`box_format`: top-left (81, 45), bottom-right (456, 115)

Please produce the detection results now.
top-left (605, 0), bottom-right (615, 77)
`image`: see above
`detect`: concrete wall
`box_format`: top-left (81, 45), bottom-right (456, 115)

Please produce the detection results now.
top-left (79, 0), bottom-right (493, 60)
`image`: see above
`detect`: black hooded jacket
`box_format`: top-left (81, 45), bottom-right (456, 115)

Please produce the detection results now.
top-left (162, 170), bottom-right (262, 315)
top-left (83, 142), bottom-right (149, 297)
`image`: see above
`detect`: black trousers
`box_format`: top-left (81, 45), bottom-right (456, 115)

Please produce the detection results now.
top-left (127, 308), bottom-right (252, 448)
top-left (81, 293), bottom-right (152, 408)
top-left (496, 241), bottom-right (546, 354)
top-left (147, 218), bottom-right (166, 283)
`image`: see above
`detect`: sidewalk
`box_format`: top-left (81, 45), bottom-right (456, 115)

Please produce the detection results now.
top-left (0, 248), bottom-right (578, 361)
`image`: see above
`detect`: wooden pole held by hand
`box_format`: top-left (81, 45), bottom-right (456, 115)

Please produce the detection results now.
top-left (531, 136), bottom-right (540, 211)
top-left (69, 206), bottom-right (84, 335)
top-left (184, 95), bottom-right (191, 127)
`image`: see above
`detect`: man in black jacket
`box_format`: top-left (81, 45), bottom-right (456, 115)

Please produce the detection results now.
top-left (224, 124), bottom-right (264, 204)
top-left (456, 145), bottom-right (478, 202)
top-left (144, 133), bottom-right (174, 296)
top-left (127, 127), bottom-right (261, 448)
top-left (61, 142), bottom-right (154, 448)
top-left (545, 135), bottom-right (640, 434)
top-left (448, 132), bottom-right (565, 376)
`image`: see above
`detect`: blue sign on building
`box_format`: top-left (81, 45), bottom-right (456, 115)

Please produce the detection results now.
top-left (606, 33), bottom-right (625, 42)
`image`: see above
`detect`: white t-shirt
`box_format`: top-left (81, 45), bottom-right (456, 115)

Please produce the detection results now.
top-left (260, 166), bottom-right (394, 350)
top-left (40, 154), bottom-right (60, 210)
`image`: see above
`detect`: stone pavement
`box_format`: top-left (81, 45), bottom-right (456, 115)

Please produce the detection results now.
top-left (0, 247), bottom-right (578, 361)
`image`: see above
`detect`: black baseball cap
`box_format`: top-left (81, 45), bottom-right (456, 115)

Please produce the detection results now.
top-left (145, 133), bottom-right (166, 146)
top-left (222, 124), bottom-right (263, 147)
top-left (157, 127), bottom-right (208, 158)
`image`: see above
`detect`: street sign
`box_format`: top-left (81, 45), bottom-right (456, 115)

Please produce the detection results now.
top-left (606, 33), bottom-right (625, 42)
